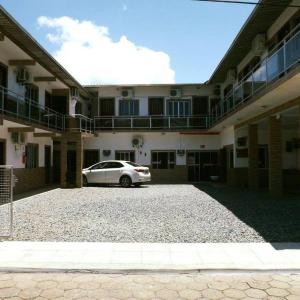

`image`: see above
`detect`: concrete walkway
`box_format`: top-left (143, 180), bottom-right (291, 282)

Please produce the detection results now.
top-left (0, 242), bottom-right (300, 272)
top-left (1, 272), bottom-right (300, 299)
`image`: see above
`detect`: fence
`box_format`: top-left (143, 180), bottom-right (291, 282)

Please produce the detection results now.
top-left (0, 165), bottom-right (13, 238)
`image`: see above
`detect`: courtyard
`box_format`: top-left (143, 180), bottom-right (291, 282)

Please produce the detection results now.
top-left (0, 184), bottom-right (299, 243)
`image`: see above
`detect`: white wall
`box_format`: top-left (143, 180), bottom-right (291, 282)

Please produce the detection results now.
top-left (97, 85), bottom-right (213, 117)
top-left (83, 132), bottom-right (220, 166)
top-left (0, 120), bottom-right (52, 168)
top-left (220, 126), bottom-right (234, 147)
top-left (0, 36), bottom-right (69, 110)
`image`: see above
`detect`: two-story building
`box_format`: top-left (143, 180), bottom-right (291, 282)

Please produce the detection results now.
top-left (0, 6), bottom-right (91, 193)
top-left (0, 0), bottom-right (300, 196)
top-left (83, 84), bottom-right (219, 183)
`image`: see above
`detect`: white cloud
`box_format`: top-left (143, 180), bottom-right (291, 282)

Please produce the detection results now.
top-left (37, 16), bottom-right (175, 85)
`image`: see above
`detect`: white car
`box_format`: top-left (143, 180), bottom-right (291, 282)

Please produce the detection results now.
top-left (82, 160), bottom-right (151, 187)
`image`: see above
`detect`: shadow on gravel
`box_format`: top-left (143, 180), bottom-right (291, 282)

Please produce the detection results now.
top-left (14, 185), bottom-right (60, 202)
top-left (194, 183), bottom-right (300, 245)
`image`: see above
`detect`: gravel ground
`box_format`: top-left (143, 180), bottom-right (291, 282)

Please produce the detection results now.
top-left (0, 184), bottom-right (299, 242)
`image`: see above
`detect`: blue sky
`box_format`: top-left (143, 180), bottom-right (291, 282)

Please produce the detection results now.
top-left (0, 0), bottom-right (254, 84)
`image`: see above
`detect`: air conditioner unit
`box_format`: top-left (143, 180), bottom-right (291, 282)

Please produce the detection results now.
top-left (226, 69), bottom-right (236, 83)
top-left (252, 34), bottom-right (266, 56)
top-left (121, 89), bottom-right (134, 98)
top-left (16, 68), bottom-right (30, 85)
top-left (11, 132), bottom-right (26, 144)
top-left (132, 136), bottom-right (143, 148)
top-left (170, 88), bottom-right (182, 98)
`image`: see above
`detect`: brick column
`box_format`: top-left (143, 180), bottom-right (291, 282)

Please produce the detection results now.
top-left (75, 135), bottom-right (83, 188)
top-left (248, 124), bottom-right (259, 189)
top-left (60, 138), bottom-right (67, 188)
top-left (268, 116), bottom-right (283, 196)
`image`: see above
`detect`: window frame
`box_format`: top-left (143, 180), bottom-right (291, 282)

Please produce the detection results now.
top-left (115, 150), bottom-right (135, 162)
top-left (104, 162), bottom-right (124, 169)
top-left (166, 99), bottom-right (191, 116)
top-left (119, 99), bottom-right (139, 116)
top-left (151, 150), bottom-right (176, 169)
top-left (25, 143), bottom-right (39, 169)
top-left (25, 84), bottom-right (39, 103)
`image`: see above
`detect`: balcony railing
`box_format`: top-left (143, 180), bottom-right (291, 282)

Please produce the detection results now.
top-left (0, 86), bottom-right (65, 131)
top-left (211, 24), bottom-right (300, 125)
top-left (94, 115), bottom-right (209, 130)
top-left (66, 114), bottom-right (93, 134)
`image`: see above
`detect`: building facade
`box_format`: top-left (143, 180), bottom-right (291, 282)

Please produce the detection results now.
top-left (0, 0), bottom-right (299, 195)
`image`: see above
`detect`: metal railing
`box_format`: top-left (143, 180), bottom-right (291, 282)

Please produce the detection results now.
top-left (211, 24), bottom-right (300, 125)
top-left (0, 86), bottom-right (65, 131)
top-left (0, 165), bottom-right (13, 238)
top-left (66, 114), bottom-right (94, 134)
top-left (94, 115), bottom-right (209, 130)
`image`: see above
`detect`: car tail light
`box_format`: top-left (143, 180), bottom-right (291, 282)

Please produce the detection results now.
top-left (134, 168), bottom-right (145, 173)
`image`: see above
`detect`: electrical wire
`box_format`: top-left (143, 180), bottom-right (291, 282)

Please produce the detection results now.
top-left (192, 0), bottom-right (300, 8)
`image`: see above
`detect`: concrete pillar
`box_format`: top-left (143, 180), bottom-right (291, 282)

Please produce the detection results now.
top-left (60, 138), bottom-right (67, 188)
top-left (248, 124), bottom-right (259, 189)
top-left (268, 116), bottom-right (283, 196)
top-left (75, 135), bottom-right (83, 188)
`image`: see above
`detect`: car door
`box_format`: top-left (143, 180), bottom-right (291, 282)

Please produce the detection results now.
top-left (104, 162), bottom-right (124, 183)
top-left (87, 162), bottom-right (107, 183)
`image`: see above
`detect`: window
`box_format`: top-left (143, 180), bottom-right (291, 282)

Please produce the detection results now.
top-left (167, 99), bottom-right (191, 116)
top-left (115, 151), bottom-right (135, 162)
top-left (25, 143), bottom-right (38, 168)
top-left (91, 162), bottom-right (105, 170)
top-left (152, 151), bottom-right (175, 169)
top-left (25, 84), bottom-right (39, 103)
top-left (75, 101), bottom-right (82, 114)
top-left (119, 99), bottom-right (139, 116)
top-left (258, 145), bottom-right (269, 169)
top-left (105, 162), bottom-right (124, 169)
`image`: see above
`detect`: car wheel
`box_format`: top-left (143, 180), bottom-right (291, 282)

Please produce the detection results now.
top-left (82, 175), bottom-right (88, 186)
top-left (120, 176), bottom-right (132, 188)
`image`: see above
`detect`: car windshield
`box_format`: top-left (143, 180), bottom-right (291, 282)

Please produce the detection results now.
top-left (126, 161), bottom-right (142, 167)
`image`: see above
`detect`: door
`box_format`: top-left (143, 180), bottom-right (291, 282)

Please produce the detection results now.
top-left (148, 98), bottom-right (164, 115)
top-left (187, 152), bottom-right (200, 182)
top-left (187, 151), bottom-right (219, 182)
top-left (0, 140), bottom-right (6, 165)
top-left (87, 162), bottom-right (107, 183)
top-left (104, 161), bottom-right (124, 183)
top-left (53, 150), bottom-right (61, 183)
top-left (100, 98), bottom-right (115, 116)
top-left (44, 145), bottom-right (51, 184)
top-left (67, 150), bottom-right (76, 185)
top-left (193, 96), bottom-right (208, 115)
top-left (52, 95), bottom-right (67, 114)
top-left (84, 149), bottom-right (99, 168)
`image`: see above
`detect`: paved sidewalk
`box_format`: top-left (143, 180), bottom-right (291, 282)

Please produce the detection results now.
top-left (0, 272), bottom-right (300, 299)
top-left (0, 242), bottom-right (300, 271)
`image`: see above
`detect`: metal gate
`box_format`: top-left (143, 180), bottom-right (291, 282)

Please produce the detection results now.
top-left (0, 165), bottom-right (13, 238)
